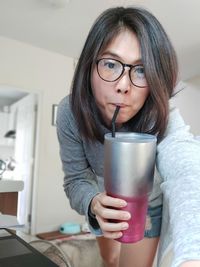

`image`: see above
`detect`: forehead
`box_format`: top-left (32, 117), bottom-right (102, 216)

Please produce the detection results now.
top-left (100, 29), bottom-right (141, 63)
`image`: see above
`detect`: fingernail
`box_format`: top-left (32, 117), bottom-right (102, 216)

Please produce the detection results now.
top-left (119, 201), bottom-right (127, 207)
top-left (124, 213), bottom-right (131, 220)
top-left (122, 223), bottom-right (129, 230)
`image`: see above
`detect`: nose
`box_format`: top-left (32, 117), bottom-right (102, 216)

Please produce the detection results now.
top-left (116, 67), bottom-right (131, 94)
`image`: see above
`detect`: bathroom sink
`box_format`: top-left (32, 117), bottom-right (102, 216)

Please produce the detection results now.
top-left (0, 179), bottom-right (24, 193)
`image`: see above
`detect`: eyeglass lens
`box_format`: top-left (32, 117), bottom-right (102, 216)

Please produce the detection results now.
top-left (97, 58), bottom-right (147, 88)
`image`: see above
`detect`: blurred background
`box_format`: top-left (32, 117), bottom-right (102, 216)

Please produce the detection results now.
top-left (0, 0), bottom-right (199, 235)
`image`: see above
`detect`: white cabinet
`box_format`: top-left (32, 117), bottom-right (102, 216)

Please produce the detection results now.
top-left (0, 179), bottom-right (24, 193)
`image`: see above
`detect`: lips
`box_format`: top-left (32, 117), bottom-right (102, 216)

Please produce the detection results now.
top-left (112, 103), bottom-right (128, 108)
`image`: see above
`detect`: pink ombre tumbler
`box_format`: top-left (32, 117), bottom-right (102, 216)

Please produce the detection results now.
top-left (104, 132), bottom-right (157, 243)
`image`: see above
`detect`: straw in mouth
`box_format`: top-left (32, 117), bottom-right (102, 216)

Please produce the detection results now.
top-left (111, 106), bottom-right (120, 137)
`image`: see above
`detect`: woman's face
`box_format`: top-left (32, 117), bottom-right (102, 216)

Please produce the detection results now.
top-left (91, 29), bottom-right (149, 127)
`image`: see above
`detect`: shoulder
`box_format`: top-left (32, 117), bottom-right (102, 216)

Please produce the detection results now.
top-left (168, 103), bottom-right (185, 126)
top-left (57, 95), bottom-right (71, 116)
top-left (164, 101), bottom-right (191, 137)
top-left (157, 102), bottom-right (194, 153)
top-left (56, 95), bottom-right (77, 132)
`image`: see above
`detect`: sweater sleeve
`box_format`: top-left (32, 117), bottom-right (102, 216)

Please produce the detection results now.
top-left (157, 106), bottom-right (200, 267)
top-left (56, 96), bottom-right (102, 235)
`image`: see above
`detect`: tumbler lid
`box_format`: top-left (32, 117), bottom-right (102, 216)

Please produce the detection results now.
top-left (104, 132), bottom-right (157, 143)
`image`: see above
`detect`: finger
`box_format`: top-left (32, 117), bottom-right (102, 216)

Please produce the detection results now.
top-left (97, 207), bottom-right (131, 221)
top-left (103, 231), bottom-right (123, 239)
top-left (96, 215), bottom-right (129, 232)
top-left (100, 194), bottom-right (127, 208)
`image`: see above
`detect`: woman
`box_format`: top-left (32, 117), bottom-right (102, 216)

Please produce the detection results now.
top-left (57, 7), bottom-right (200, 267)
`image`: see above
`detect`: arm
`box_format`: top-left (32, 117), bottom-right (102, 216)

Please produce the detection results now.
top-left (56, 97), bottom-right (100, 219)
top-left (56, 97), bottom-right (130, 236)
top-left (157, 107), bottom-right (200, 267)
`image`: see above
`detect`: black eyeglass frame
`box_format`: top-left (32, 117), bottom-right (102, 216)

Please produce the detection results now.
top-left (96, 58), bottom-right (147, 88)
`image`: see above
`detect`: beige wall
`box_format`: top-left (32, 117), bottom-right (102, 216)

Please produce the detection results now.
top-left (0, 36), bottom-right (84, 234)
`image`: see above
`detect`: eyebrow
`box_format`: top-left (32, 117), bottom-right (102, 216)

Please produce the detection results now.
top-left (100, 51), bottom-right (143, 65)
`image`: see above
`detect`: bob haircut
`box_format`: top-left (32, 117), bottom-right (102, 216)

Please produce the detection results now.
top-left (70, 6), bottom-right (178, 143)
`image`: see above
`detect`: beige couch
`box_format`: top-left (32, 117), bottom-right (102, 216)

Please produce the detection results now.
top-left (30, 237), bottom-right (173, 267)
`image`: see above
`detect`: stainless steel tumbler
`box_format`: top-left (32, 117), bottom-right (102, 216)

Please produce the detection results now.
top-left (104, 132), bottom-right (157, 243)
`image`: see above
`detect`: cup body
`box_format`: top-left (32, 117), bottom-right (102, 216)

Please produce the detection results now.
top-left (104, 132), bottom-right (157, 243)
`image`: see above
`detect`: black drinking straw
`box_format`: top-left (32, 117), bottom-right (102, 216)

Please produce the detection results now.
top-left (111, 106), bottom-right (120, 137)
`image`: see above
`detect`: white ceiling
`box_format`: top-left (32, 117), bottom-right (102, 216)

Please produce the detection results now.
top-left (0, 0), bottom-right (200, 83)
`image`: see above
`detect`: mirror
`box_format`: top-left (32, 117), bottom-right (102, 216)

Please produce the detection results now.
top-left (0, 85), bottom-right (39, 233)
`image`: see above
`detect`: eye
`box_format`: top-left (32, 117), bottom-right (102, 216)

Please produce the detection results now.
top-left (103, 59), bottom-right (118, 70)
top-left (134, 65), bottom-right (145, 78)
top-left (106, 62), bottom-right (115, 69)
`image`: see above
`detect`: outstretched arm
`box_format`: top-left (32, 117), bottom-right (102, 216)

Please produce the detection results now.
top-left (157, 107), bottom-right (200, 267)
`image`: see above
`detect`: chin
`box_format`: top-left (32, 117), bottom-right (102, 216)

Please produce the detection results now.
top-left (118, 115), bottom-right (132, 124)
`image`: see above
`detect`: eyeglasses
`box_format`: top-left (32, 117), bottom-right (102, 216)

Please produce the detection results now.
top-left (96, 58), bottom-right (147, 88)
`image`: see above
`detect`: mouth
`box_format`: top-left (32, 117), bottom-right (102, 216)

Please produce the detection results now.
top-left (111, 103), bottom-right (128, 108)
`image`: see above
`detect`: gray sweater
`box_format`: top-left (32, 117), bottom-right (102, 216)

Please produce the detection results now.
top-left (57, 95), bottom-right (200, 267)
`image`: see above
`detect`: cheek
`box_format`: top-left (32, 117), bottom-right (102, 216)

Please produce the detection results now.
top-left (91, 70), bottom-right (111, 102)
top-left (131, 88), bottom-right (149, 112)
top-left (140, 87), bottom-right (150, 103)
top-left (91, 69), bottom-right (100, 97)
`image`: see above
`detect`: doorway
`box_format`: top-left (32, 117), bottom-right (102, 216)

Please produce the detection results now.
top-left (0, 85), bottom-right (39, 233)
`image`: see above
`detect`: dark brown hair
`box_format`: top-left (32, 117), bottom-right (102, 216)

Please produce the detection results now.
top-left (71, 7), bottom-right (178, 143)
